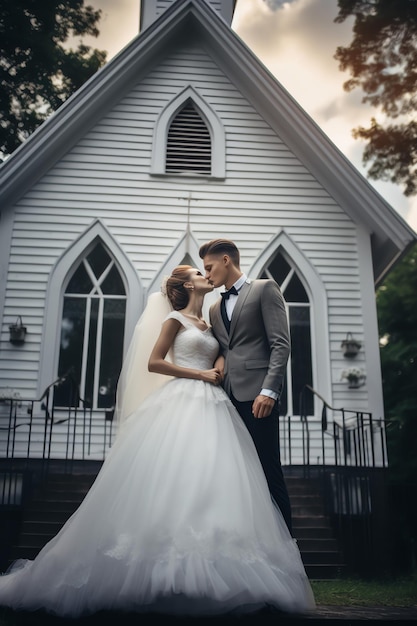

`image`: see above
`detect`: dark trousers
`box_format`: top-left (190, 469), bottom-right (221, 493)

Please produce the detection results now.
top-left (231, 395), bottom-right (293, 535)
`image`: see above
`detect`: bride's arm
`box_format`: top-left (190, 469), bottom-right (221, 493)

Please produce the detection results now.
top-left (148, 319), bottom-right (221, 385)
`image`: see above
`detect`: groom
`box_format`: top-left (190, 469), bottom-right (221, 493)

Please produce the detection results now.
top-left (199, 239), bottom-right (293, 534)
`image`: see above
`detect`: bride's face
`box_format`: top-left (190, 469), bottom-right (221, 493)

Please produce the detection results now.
top-left (188, 269), bottom-right (214, 294)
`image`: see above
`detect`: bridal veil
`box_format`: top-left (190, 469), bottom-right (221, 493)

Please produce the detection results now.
top-left (114, 288), bottom-right (173, 433)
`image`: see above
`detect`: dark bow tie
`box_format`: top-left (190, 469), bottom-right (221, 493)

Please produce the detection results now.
top-left (221, 286), bottom-right (239, 300)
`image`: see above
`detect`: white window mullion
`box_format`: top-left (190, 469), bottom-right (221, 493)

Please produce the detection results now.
top-left (280, 268), bottom-right (294, 293)
top-left (84, 259), bottom-right (101, 295)
top-left (96, 260), bottom-right (114, 288)
top-left (79, 297), bottom-right (91, 404)
top-left (93, 296), bottom-right (104, 409)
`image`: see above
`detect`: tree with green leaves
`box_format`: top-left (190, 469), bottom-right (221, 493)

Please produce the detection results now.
top-left (377, 242), bottom-right (417, 572)
top-left (334, 0), bottom-right (417, 196)
top-left (0, 0), bottom-right (107, 158)
top-left (377, 243), bottom-right (417, 479)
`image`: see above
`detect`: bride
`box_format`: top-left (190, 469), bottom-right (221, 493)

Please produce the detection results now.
top-left (0, 266), bottom-right (315, 618)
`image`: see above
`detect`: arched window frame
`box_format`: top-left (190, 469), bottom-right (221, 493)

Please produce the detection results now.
top-left (147, 229), bottom-right (218, 320)
top-left (249, 231), bottom-right (332, 416)
top-left (151, 86), bottom-right (226, 179)
top-left (38, 220), bottom-right (143, 398)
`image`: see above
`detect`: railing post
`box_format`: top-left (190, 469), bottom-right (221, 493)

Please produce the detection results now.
top-left (65, 399), bottom-right (71, 461)
top-left (71, 401), bottom-right (77, 462)
top-left (321, 404), bottom-right (327, 466)
top-left (26, 401), bottom-right (34, 460)
top-left (380, 418), bottom-right (388, 467)
top-left (369, 413), bottom-right (376, 467)
top-left (41, 389), bottom-right (50, 461)
top-left (6, 400), bottom-right (17, 460)
top-left (342, 409), bottom-right (348, 466)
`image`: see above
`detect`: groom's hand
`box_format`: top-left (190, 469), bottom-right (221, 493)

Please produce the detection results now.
top-left (252, 395), bottom-right (275, 419)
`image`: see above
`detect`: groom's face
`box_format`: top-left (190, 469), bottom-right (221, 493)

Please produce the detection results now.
top-left (202, 254), bottom-right (230, 289)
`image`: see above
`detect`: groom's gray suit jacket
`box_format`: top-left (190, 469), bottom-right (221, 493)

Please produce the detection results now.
top-left (209, 279), bottom-right (291, 403)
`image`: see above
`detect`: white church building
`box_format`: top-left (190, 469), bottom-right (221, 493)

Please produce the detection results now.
top-left (0, 0), bottom-right (415, 468)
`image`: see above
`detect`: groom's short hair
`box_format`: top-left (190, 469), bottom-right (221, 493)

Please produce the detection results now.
top-left (199, 239), bottom-right (240, 266)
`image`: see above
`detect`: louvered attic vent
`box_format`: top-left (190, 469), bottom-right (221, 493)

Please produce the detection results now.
top-left (166, 100), bottom-right (212, 174)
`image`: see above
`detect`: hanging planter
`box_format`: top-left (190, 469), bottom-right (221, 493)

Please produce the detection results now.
top-left (9, 316), bottom-right (27, 345)
top-left (341, 367), bottom-right (366, 389)
top-left (341, 332), bottom-right (361, 358)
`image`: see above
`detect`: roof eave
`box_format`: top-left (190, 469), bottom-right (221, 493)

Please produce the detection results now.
top-left (0, 0), bottom-right (195, 209)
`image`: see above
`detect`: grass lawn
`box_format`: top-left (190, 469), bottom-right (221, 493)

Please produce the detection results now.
top-left (311, 575), bottom-right (417, 607)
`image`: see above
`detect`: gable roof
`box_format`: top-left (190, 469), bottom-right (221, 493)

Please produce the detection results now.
top-left (0, 0), bottom-right (415, 284)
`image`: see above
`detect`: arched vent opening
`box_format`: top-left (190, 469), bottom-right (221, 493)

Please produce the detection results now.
top-left (166, 100), bottom-right (212, 174)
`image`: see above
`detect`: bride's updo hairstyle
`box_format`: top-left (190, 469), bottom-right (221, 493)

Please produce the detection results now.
top-left (165, 265), bottom-right (193, 310)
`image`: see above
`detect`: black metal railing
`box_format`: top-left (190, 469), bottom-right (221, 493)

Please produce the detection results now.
top-left (280, 384), bottom-right (388, 469)
top-left (2, 380), bottom-right (387, 470)
top-left (0, 374), bottom-right (115, 467)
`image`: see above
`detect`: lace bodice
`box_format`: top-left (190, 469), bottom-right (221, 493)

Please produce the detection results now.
top-left (167, 311), bottom-right (219, 370)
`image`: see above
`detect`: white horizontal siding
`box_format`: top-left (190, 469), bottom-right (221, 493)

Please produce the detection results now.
top-left (0, 37), bottom-right (375, 452)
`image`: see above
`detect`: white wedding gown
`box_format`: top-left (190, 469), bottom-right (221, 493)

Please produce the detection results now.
top-left (0, 312), bottom-right (315, 618)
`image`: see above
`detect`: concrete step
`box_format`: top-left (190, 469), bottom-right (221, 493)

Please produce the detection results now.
top-left (26, 499), bottom-right (83, 512)
top-left (8, 546), bottom-right (41, 561)
top-left (21, 520), bottom-right (65, 535)
top-left (290, 492), bottom-right (323, 503)
top-left (19, 508), bottom-right (77, 523)
top-left (11, 532), bottom-right (57, 549)
top-left (286, 477), bottom-right (321, 490)
top-left (292, 514), bottom-right (330, 528)
top-left (297, 537), bottom-right (338, 552)
top-left (45, 477), bottom-right (96, 492)
top-left (293, 525), bottom-right (334, 539)
top-left (302, 550), bottom-right (342, 565)
top-left (292, 503), bottom-right (326, 516)
top-left (304, 562), bottom-right (346, 580)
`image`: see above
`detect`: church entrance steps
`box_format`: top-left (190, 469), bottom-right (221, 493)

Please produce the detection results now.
top-left (8, 473), bottom-right (95, 565)
top-left (285, 474), bottom-right (346, 580)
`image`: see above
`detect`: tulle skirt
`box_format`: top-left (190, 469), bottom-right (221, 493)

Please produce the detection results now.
top-left (0, 378), bottom-right (315, 618)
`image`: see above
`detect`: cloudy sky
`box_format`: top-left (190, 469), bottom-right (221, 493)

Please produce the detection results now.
top-left (81, 0), bottom-right (416, 231)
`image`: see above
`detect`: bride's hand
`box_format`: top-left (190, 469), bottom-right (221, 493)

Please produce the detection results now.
top-left (200, 368), bottom-right (222, 385)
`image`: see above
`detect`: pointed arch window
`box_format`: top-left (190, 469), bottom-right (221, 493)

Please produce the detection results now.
top-left (261, 252), bottom-right (313, 416)
top-left (54, 242), bottom-right (127, 409)
top-left (165, 99), bottom-right (212, 175)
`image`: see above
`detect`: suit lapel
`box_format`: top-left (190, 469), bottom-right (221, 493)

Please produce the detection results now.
top-left (212, 299), bottom-right (229, 343)
top-left (229, 280), bottom-right (252, 338)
